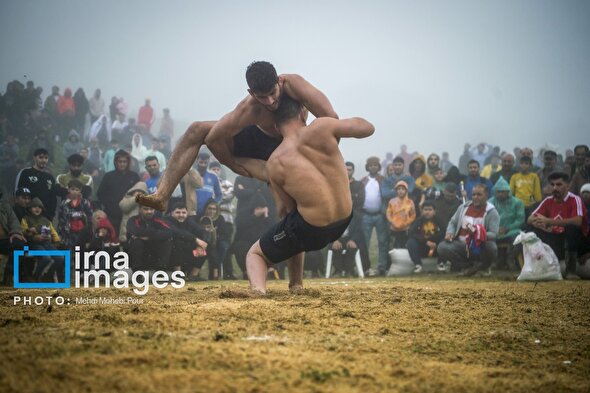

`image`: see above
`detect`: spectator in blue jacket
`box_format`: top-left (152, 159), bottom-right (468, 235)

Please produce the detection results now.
top-left (194, 152), bottom-right (222, 215)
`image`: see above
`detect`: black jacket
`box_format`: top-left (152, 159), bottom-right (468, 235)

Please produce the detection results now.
top-left (164, 216), bottom-right (206, 243)
top-left (126, 215), bottom-right (172, 241)
top-left (15, 167), bottom-right (57, 219)
top-left (407, 216), bottom-right (444, 244)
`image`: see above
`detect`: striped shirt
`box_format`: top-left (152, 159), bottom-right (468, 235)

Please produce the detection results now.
top-left (531, 192), bottom-right (587, 234)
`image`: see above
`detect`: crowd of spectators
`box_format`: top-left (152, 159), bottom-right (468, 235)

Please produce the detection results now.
top-left (352, 144), bottom-right (589, 279)
top-left (0, 79), bottom-right (589, 284)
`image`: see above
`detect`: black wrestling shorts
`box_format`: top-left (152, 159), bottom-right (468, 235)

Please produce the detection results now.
top-left (232, 125), bottom-right (282, 161)
top-left (259, 209), bottom-right (353, 264)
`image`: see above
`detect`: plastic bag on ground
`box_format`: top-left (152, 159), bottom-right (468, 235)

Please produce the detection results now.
top-left (387, 249), bottom-right (414, 276)
top-left (513, 231), bottom-right (562, 281)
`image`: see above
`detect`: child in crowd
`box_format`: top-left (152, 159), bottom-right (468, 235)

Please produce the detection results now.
top-left (432, 167), bottom-right (447, 191)
top-left (57, 179), bottom-right (93, 248)
top-left (510, 156), bottom-right (542, 209)
top-left (386, 181), bottom-right (416, 248)
top-left (20, 198), bottom-right (64, 281)
top-left (406, 201), bottom-right (444, 273)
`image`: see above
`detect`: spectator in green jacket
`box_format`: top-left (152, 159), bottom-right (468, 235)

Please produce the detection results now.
top-left (489, 177), bottom-right (525, 270)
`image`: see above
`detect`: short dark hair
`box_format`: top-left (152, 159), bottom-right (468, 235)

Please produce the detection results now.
top-left (421, 201), bottom-right (436, 210)
top-left (432, 166), bottom-right (443, 173)
top-left (472, 183), bottom-right (488, 194)
top-left (144, 156), bottom-right (158, 164)
top-left (468, 159), bottom-right (480, 168)
top-left (393, 156), bottom-right (405, 164)
top-left (520, 156), bottom-right (532, 164)
top-left (33, 148), bottom-right (49, 157)
top-left (574, 144), bottom-right (589, 153)
top-left (170, 202), bottom-right (187, 211)
top-left (548, 171), bottom-right (570, 182)
top-left (544, 150), bottom-right (557, 158)
top-left (67, 179), bottom-right (84, 190)
top-left (345, 161), bottom-right (355, 170)
top-left (274, 95), bottom-right (303, 126)
top-left (246, 61), bottom-right (278, 93)
top-left (67, 153), bottom-right (84, 165)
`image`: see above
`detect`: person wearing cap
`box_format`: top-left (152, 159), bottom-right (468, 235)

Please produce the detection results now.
top-left (21, 197), bottom-right (64, 281)
top-left (489, 177), bottom-right (525, 270)
top-left (193, 152), bottom-right (222, 216)
top-left (1, 189), bottom-right (27, 285)
top-left (15, 148), bottom-right (58, 220)
top-left (434, 183), bottom-right (462, 232)
top-left (57, 179), bottom-right (93, 248)
top-left (56, 153), bottom-right (94, 199)
top-left (386, 180), bottom-right (416, 249)
top-left (13, 187), bottom-right (32, 221)
top-left (569, 151), bottom-right (590, 196)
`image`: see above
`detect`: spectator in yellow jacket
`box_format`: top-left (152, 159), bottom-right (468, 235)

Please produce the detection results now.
top-left (510, 156), bottom-right (542, 208)
top-left (386, 181), bottom-right (416, 248)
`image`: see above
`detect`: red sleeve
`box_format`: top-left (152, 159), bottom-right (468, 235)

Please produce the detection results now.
top-left (531, 197), bottom-right (549, 217)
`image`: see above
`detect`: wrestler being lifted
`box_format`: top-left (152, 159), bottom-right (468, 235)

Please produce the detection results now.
top-left (236, 96), bottom-right (374, 294)
top-left (136, 61), bottom-right (338, 211)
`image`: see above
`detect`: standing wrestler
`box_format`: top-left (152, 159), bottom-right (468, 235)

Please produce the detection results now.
top-left (237, 96), bottom-right (374, 294)
top-left (137, 61), bottom-right (338, 210)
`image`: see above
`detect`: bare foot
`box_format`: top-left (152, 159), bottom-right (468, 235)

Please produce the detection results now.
top-left (136, 193), bottom-right (167, 211)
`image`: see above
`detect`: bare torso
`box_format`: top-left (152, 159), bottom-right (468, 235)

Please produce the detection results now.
top-left (266, 118), bottom-right (352, 227)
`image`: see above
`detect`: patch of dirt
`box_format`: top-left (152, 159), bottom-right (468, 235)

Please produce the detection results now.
top-left (0, 276), bottom-right (589, 392)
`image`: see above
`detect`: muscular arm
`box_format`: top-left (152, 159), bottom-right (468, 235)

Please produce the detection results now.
top-left (234, 158), bottom-right (268, 183)
top-left (282, 74), bottom-right (338, 119)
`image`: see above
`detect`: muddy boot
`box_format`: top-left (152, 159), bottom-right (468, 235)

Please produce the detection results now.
top-left (135, 193), bottom-right (167, 212)
top-left (564, 252), bottom-right (580, 280)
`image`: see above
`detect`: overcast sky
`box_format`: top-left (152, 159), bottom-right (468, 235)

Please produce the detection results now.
top-left (1, 0), bottom-right (589, 170)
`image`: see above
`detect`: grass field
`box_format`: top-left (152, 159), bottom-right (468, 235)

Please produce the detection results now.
top-left (1, 276), bottom-right (589, 393)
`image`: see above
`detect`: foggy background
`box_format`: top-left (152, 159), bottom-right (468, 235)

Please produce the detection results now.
top-left (1, 0), bottom-right (589, 171)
